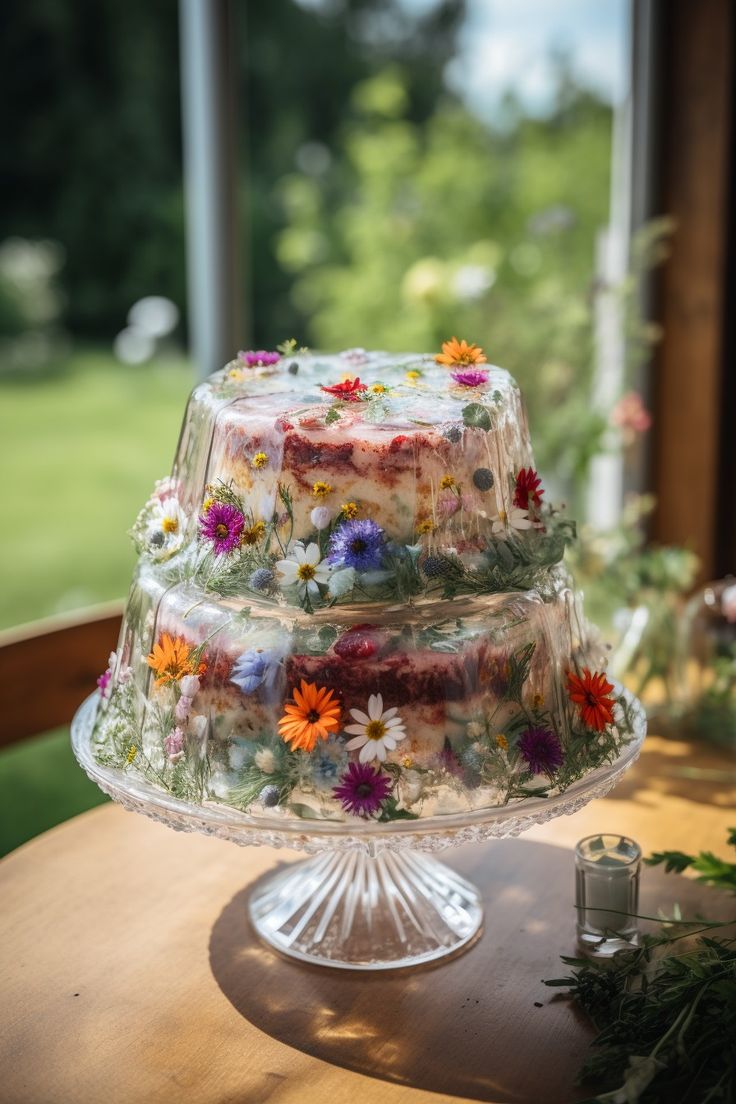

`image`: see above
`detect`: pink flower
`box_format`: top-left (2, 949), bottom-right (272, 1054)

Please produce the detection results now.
top-left (175, 696), bottom-right (193, 723)
top-left (341, 348), bottom-right (369, 365)
top-left (179, 675), bottom-right (201, 697)
top-left (438, 491), bottom-right (460, 517)
top-left (611, 392), bottom-right (652, 436)
top-left (97, 669), bottom-right (112, 699)
top-left (199, 502), bottom-right (245, 555)
top-left (450, 368), bottom-right (489, 388)
top-left (239, 350), bottom-right (280, 367)
top-left (164, 727), bottom-right (186, 763)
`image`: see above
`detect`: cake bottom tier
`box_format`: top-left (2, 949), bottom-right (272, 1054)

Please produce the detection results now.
top-left (91, 568), bottom-right (637, 823)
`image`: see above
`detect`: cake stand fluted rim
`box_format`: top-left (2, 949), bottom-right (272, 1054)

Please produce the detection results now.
top-left (71, 686), bottom-right (646, 855)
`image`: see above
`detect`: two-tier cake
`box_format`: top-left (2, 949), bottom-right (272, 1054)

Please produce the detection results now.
top-left (92, 339), bottom-right (638, 822)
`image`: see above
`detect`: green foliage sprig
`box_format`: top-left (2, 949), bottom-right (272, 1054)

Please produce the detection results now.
top-left (544, 829), bottom-right (736, 1103)
top-left (646, 830), bottom-right (736, 895)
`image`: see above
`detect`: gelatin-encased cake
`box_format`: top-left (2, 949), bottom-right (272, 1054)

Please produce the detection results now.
top-left (93, 342), bottom-right (639, 822)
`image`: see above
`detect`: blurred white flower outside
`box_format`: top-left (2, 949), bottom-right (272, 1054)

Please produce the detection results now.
top-left (114, 295), bottom-right (180, 365)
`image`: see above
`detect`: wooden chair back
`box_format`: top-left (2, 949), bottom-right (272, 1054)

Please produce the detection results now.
top-left (0, 602), bottom-right (123, 748)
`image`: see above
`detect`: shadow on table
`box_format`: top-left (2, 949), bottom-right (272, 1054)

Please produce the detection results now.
top-left (210, 839), bottom-right (595, 1104)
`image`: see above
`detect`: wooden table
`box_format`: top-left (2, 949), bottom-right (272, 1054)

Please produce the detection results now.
top-left (1, 735), bottom-right (734, 1104)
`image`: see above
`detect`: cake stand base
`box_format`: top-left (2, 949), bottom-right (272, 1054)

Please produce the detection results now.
top-left (249, 850), bottom-right (483, 970)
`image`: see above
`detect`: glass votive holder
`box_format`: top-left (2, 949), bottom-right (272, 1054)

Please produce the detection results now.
top-left (575, 834), bottom-right (641, 956)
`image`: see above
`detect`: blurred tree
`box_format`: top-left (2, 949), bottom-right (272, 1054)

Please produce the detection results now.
top-left (0, 0), bottom-right (184, 338)
top-left (0, 0), bottom-right (464, 342)
top-left (277, 61), bottom-right (617, 501)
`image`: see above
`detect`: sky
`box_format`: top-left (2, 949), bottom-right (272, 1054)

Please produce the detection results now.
top-left (447, 0), bottom-right (629, 118)
top-left (294, 0), bottom-right (630, 120)
top-left (411, 0), bottom-right (630, 119)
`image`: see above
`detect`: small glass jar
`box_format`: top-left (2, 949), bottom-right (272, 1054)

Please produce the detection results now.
top-left (575, 834), bottom-right (641, 956)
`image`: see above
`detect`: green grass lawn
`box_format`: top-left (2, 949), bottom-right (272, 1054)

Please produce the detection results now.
top-left (0, 348), bottom-right (194, 853)
top-left (1, 348), bottom-right (193, 629)
top-left (0, 729), bottom-right (109, 854)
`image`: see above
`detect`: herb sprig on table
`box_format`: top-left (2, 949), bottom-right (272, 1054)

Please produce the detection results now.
top-left (544, 830), bottom-right (736, 1104)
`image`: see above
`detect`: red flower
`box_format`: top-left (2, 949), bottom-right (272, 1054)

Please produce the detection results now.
top-left (320, 377), bottom-right (368, 402)
top-left (567, 669), bottom-right (616, 732)
top-left (513, 467), bottom-right (544, 510)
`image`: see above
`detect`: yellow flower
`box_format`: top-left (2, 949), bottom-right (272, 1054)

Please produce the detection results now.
top-left (371, 383), bottom-right (388, 394)
top-left (401, 755), bottom-right (414, 769)
top-left (228, 368), bottom-right (245, 381)
top-left (126, 744), bottom-right (138, 764)
top-left (495, 733), bottom-right (509, 750)
top-left (312, 480), bottom-right (333, 499)
top-left (241, 520), bottom-right (266, 546)
top-left (532, 693), bottom-right (545, 709)
top-left (252, 451), bottom-right (268, 469)
top-left (340, 501), bottom-right (359, 519)
top-left (416, 517), bottom-right (434, 535)
top-left (202, 497), bottom-right (214, 513)
top-left (406, 369), bottom-right (422, 383)
top-left (435, 337), bottom-right (487, 367)
top-left (439, 474), bottom-right (456, 490)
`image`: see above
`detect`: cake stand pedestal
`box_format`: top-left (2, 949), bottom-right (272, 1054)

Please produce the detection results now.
top-left (72, 692), bottom-right (645, 971)
top-left (249, 849), bottom-right (482, 968)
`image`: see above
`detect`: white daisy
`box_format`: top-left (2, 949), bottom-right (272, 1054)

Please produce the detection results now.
top-left (148, 496), bottom-right (187, 554)
top-left (275, 541), bottom-right (333, 597)
top-left (344, 693), bottom-right (407, 763)
top-left (490, 506), bottom-right (533, 537)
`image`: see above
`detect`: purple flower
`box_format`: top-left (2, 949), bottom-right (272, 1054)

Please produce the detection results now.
top-left (164, 727), bottom-right (186, 763)
top-left (199, 502), bottom-right (245, 555)
top-left (230, 648), bottom-right (283, 695)
top-left (97, 668), bottom-right (112, 698)
top-left (517, 726), bottom-right (564, 775)
top-left (333, 762), bottom-right (392, 817)
top-left (451, 368), bottom-right (489, 388)
top-left (239, 350), bottom-right (280, 367)
top-left (328, 518), bottom-right (385, 571)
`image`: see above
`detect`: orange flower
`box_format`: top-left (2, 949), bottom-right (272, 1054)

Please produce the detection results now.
top-left (435, 337), bottom-right (487, 368)
top-left (567, 669), bottom-right (616, 732)
top-left (278, 680), bottom-right (341, 752)
top-left (146, 633), bottom-right (205, 687)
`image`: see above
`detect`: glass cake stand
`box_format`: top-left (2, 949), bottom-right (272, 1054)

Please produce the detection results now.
top-left (71, 689), bottom-right (645, 971)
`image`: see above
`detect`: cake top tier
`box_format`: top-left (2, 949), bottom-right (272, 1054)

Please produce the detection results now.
top-left (131, 341), bottom-right (575, 612)
top-left (210, 344), bottom-right (519, 429)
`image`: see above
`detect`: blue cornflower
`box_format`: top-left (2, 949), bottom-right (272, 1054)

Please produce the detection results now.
top-left (249, 567), bottom-right (275, 592)
top-left (230, 648), bottom-right (282, 694)
top-left (312, 754), bottom-right (344, 792)
top-left (327, 518), bottom-right (385, 571)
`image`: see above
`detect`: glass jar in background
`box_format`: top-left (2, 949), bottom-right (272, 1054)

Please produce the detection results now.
top-left (681, 578), bottom-right (736, 747)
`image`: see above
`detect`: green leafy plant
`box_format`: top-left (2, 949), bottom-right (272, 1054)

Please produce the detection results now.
top-left (646, 829), bottom-right (736, 894)
top-left (544, 831), bottom-right (736, 1103)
